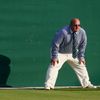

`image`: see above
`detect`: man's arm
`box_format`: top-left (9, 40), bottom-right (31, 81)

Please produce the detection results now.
top-left (51, 30), bottom-right (64, 65)
top-left (78, 31), bottom-right (87, 64)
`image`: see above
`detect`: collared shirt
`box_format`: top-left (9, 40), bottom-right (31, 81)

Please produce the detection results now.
top-left (51, 25), bottom-right (87, 59)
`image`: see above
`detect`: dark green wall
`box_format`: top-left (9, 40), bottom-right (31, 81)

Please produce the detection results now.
top-left (0, 0), bottom-right (99, 87)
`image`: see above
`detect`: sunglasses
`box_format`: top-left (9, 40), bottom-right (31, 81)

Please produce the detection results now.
top-left (73, 24), bottom-right (81, 27)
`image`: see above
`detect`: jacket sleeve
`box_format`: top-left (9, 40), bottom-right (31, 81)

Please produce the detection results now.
top-left (51, 30), bottom-right (64, 59)
top-left (78, 31), bottom-right (87, 60)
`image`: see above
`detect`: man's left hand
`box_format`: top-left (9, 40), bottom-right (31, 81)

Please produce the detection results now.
top-left (79, 58), bottom-right (86, 65)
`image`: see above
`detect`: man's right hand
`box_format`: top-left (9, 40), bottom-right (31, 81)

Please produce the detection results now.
top-left (51, 59), bottom-right (59, 66)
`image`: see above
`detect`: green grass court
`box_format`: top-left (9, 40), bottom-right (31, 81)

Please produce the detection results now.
top-left (0, 88), bottom-right (100, 100)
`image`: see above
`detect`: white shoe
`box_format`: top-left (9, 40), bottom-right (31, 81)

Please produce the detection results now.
top-left (85, 84), bottom-right (97, 88)
top-left (45, 86), bottom-right (50, 90)
top-left (45, 86), bottom-right (54, 90)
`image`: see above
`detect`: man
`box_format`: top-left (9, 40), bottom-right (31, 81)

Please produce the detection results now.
top-left (44, 18), bottom-right (96, 90)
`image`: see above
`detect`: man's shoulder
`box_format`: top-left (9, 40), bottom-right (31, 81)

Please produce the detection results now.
top-left (55, 25), bottom-right (71, 37)
top-left (80, 27), bottom-right (86, 33)
top-left (62, 25), bottom-right (70, 30)
top-left (58, 25), bottom-right (70, 34)
top-left (57, 25), bottom-right (69, 31)
top-left (79, 28), bottom-right (87, 38)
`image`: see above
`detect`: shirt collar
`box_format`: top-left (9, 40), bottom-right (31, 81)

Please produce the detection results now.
top-left (70, 29), bottom-right (73, 34)
top-left (70, 28), bottom-right (79, 34)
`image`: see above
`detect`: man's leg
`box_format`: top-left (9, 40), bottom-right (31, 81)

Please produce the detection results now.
top-left (44, 53), bottom-right (67, 89)
top-left (67, 56), bottom-right (96, 88)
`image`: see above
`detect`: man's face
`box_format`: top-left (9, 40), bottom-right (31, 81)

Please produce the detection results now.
top-left (70, 19), bottom-right (80, 32)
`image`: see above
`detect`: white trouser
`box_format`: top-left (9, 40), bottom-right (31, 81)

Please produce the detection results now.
top-left (45, 53), bottom-right (92, 88)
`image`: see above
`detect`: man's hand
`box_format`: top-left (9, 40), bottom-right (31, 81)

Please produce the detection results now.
top-left (51, 59), bottom-right (59, 66)
top-left (79, 58), bottom-right (86, 65)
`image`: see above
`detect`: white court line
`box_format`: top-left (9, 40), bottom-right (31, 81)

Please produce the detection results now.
top-left (0, 86), bottom-right (100, 90)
